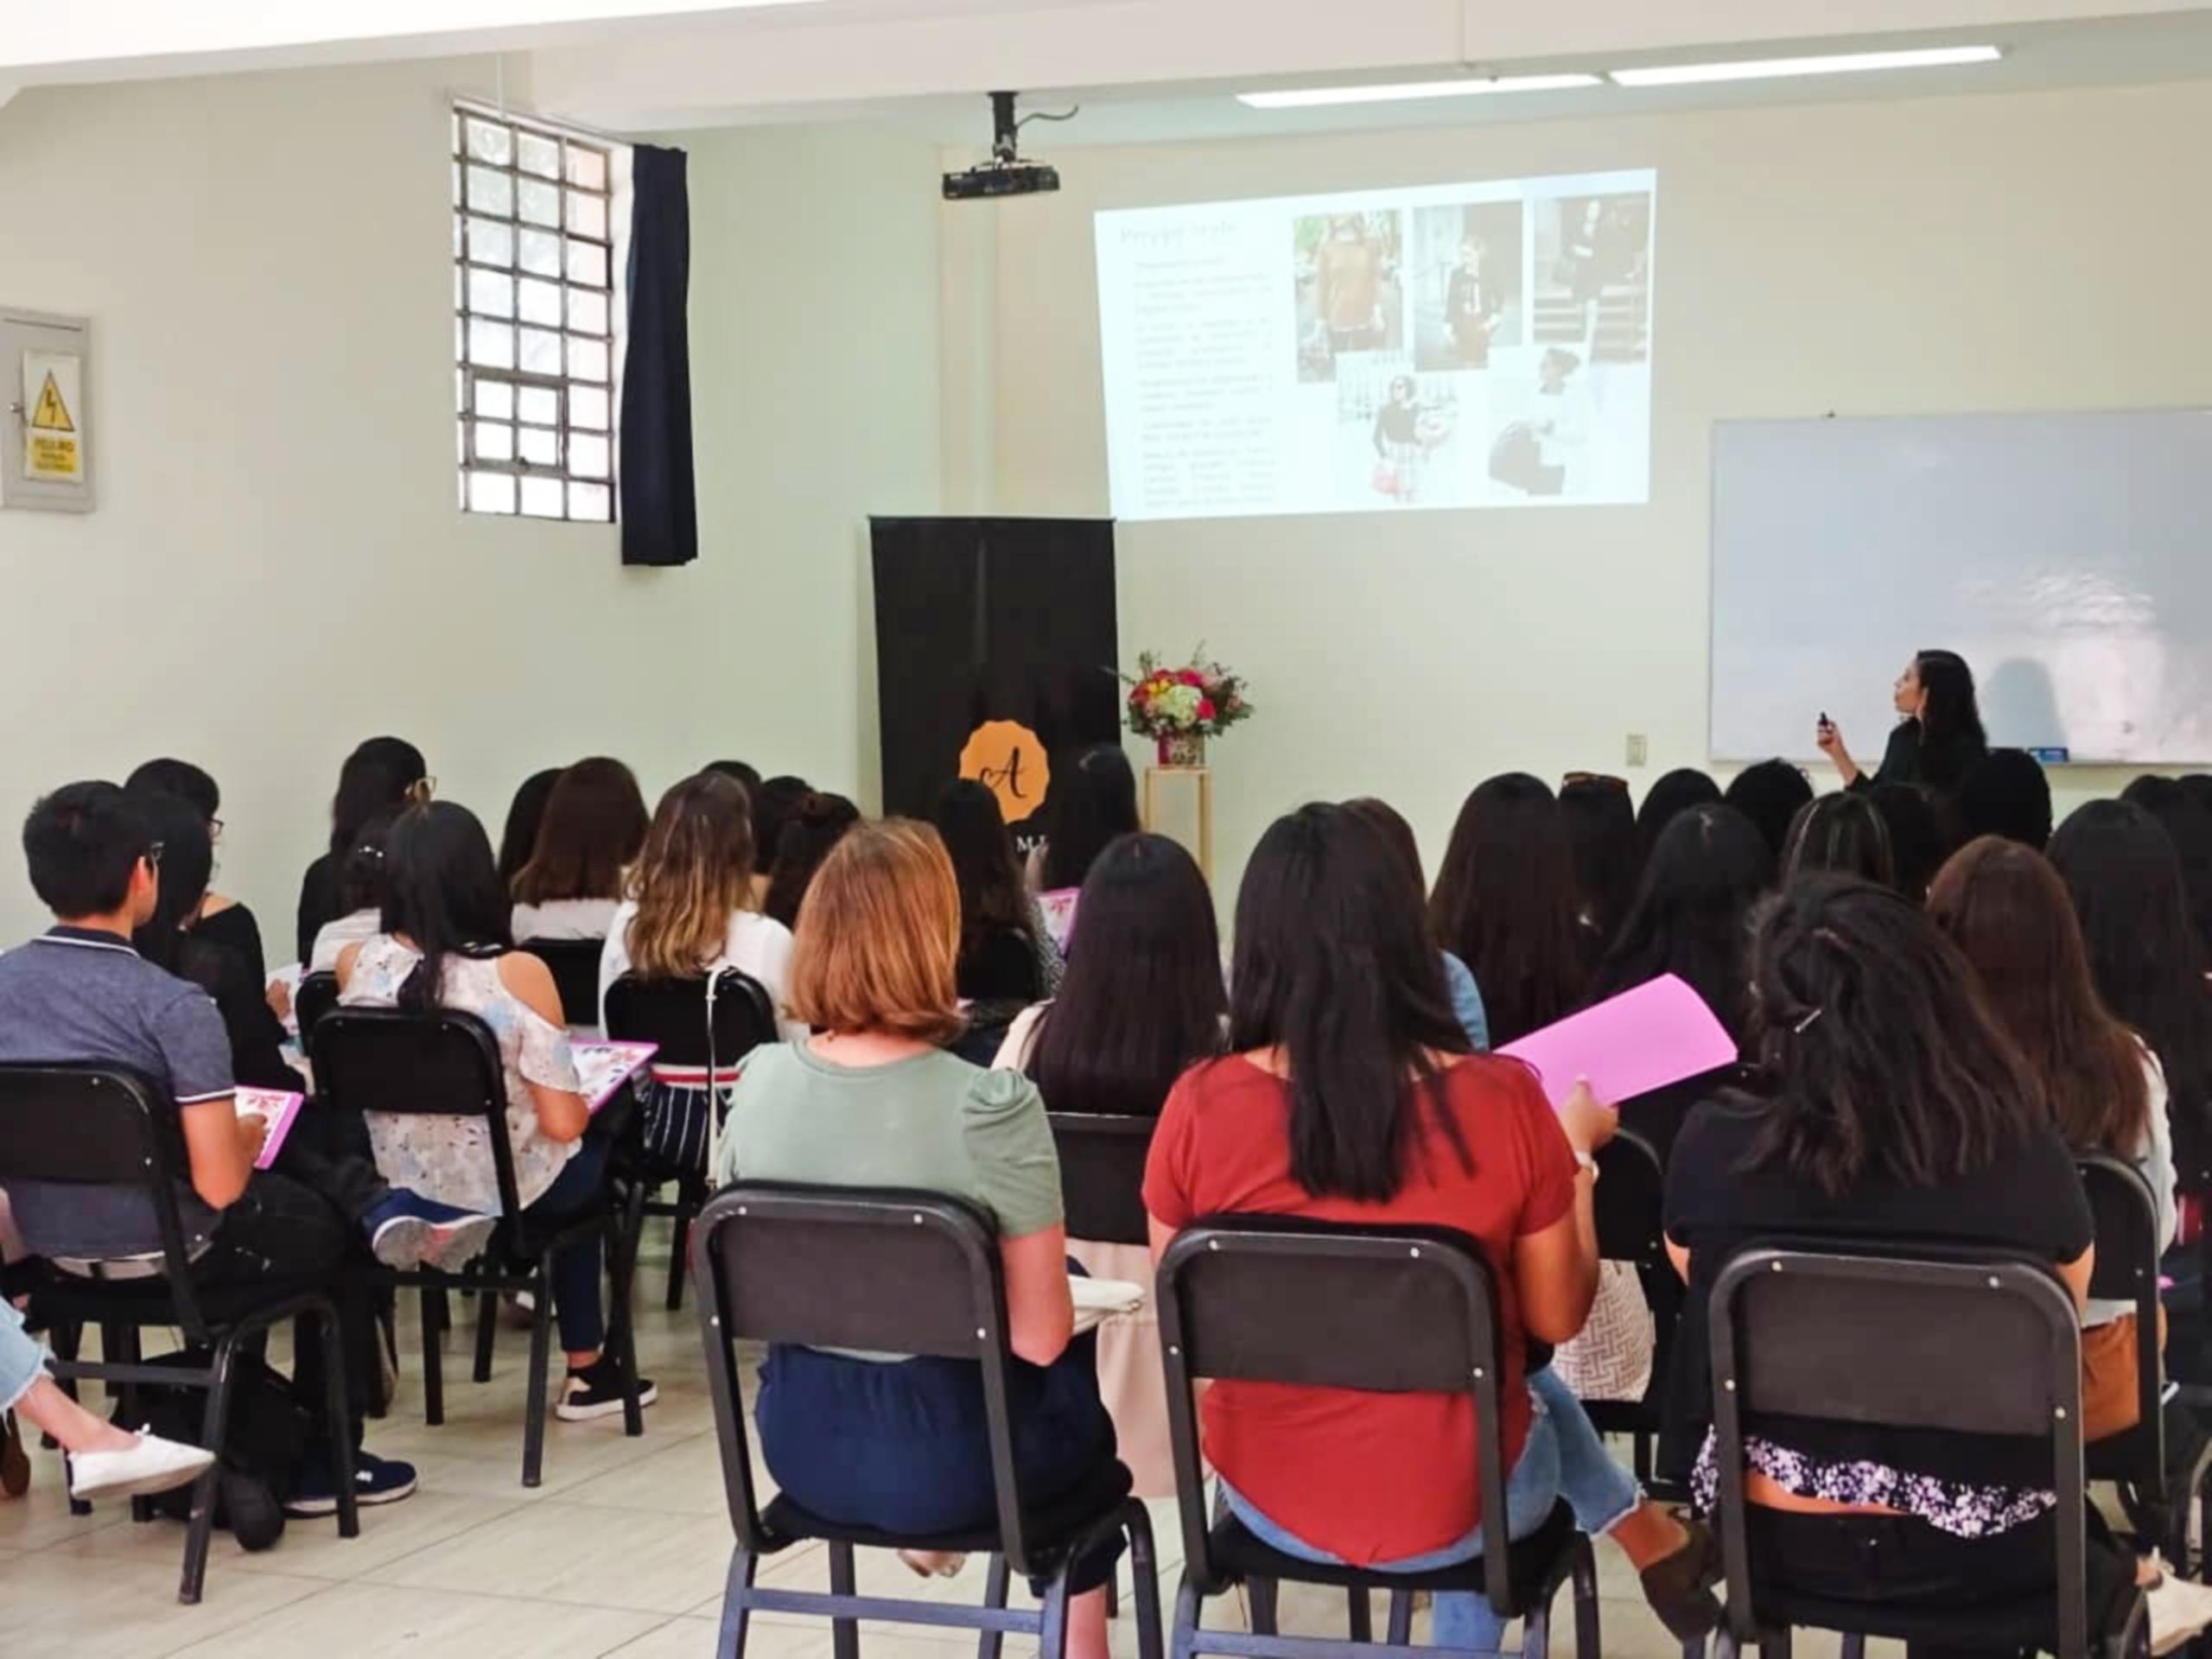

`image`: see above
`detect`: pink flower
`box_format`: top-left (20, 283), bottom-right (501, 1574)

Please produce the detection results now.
top-left (1197, 698), bottom-right (1217, 721)
top-left (1177, 669), bottom-right (1203, 688)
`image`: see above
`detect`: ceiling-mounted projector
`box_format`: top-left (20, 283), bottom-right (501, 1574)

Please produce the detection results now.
top-left (943, 91), bottom-right (1066, 200)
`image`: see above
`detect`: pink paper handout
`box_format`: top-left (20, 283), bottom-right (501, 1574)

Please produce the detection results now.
top-left (236, 1088), bottom-right (305, 1171)
top-left (1496, 973), bottom-right (1736, 1109)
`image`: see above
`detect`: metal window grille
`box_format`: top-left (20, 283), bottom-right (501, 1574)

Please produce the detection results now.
top-left (452, 105), bottom-right (620, 522)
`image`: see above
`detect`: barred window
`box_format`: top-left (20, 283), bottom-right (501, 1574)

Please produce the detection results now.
top-left (452, 105), bottom-right (623, 521)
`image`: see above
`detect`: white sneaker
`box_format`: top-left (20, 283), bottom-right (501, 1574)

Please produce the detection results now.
top-left (68, 1431), bottom-right (217, 1503)
top-left (2145, 1554), bottom-right (2212, 1656)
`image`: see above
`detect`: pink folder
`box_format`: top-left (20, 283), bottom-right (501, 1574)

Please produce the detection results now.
top-left (236, 1088), bottom-right (305, 1171)
top-left (1497, 973), bottom-right (1737, 1109)
top-left (573, 1040), bottom-right (660, 1113)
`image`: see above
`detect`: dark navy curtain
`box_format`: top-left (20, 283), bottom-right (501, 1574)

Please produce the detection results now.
top-left (620, 143), bottom-right (697, 567)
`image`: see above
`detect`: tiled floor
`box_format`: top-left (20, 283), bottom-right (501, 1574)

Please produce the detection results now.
top-left (0, 1224), bottom-right (1891, 1659)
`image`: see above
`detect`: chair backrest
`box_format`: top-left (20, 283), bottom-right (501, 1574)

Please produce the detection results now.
top-left (2077, 1151), bottom-right (2164, 1475)
top-left (1155, 1217), bottom-right (1522, 1614)
top-left (691, 1183), bottom-right (1045, 1571)
top-left (603, 969), bottom-right (777, 1071)
top-left (518, 938), bottom-right (605, 1027)
top-left (310, 1007), bottom-right (526, 1222)
top-left (1047, 1113), bottom-right (1154, 1248)
top-left (0, 1064), bottom-right (214, 1335)
top-left (295, 971), bottom-right (340, 1040)
top-left (1708, 1246), bottom-right (2089, 1657)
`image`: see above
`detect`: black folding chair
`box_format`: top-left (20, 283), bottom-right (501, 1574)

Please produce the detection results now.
top-left (518, 938), bottom-right (607, 1029)
top-left (691, 1182), bottom-right (1163, 1659)
top-left (1707, 1245), bottom-right (2150, 1659)
top-left (0, 1064), bottom-right (359, 1604)
top-left (1048, 1113), bottom-right (1156, 1249)
top-left (1581, 1128), bottom-right (1684, 1492)
top-left (604, 968), bottom-right (778, 1311)
top-left (1158, 1217), bottom-right (1599, 1659)
top-left (294, 971), bottom-right (340, 1042)
top-left (311, 1007), bottom-right (645, 1487)
top-left (2079, 1152), bottom-right (2212, 1571)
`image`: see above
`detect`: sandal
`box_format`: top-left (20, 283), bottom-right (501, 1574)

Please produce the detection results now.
top-left (898, 1550), bottom-right (968, 1580)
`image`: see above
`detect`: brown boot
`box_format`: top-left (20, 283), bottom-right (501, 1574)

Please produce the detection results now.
top-left (1637, 1512), bottom-right (1724, 1640)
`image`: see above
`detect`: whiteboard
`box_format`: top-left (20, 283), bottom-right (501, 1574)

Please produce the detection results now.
top-left (1710, 409), bottom-right (2212, 766)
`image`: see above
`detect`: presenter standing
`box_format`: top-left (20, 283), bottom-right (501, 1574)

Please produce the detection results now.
top-left (1816, 649), bottom-right (1989, 793)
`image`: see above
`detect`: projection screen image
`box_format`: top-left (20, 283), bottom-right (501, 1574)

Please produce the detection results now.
top-left (1096, 168), bottom-right (1656, 522)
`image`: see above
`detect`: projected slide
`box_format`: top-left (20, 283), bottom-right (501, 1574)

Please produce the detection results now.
top-left (1096, 169), bottom-right (1656, 522)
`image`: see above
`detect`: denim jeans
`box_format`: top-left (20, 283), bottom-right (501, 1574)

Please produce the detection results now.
top-left (1, 1298), bottom-right (46, 1414)
top-left (1224, 1369), bottom-right (1639, 1652)
top-left (523, 1135), bottom-right (613, 1355)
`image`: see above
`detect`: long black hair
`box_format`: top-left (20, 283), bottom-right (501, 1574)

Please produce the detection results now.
top-left (1738, 874), bottom-right (2044, 1198)
top-left (1781, 792), bottom-right (1894, 887)
top-left (1724, 760), bottom-right (1814, 860)
top-left (1428, 774), bottom-right (1585, 1045)
top-left (335, 805), bottom-right (401, 917)
top-left (1867, 782), bottom-right (1946, 901)
top-left (330, 737), bottom-right (426, 858)
top-left (125, 760), bottom-right (219, 823)
top-left (130, 792), bottom-right (214, 975)
top-left (496, 769), bottom-right (563, 890)
top-left (2121, 776), bottom-right (2212, 960)
top-left (1560, 778), bottom-right (1639, 950)
top-left (763, 793), bottom-right (861, 931)
top-left (931, 779), bottom-right (1037, 957)
top-left (1039, 746), bottom-right (1141, 892)
top-left (381, 802), bottom-right (512, 1015)
top-left (1912, 649), bottom-right (1988, 788)
top-left (750, 776), bottom-right (811, 878)
top-left (2049, 799), bottom-right (2212, 1183)
top-left (1236, 804), bottom-right (1473, 1203)
top-left (1025, 833), bottom-right (1225, 1119)
top-left (1586, 804), bottom-right (1771, 1043)
top-left (1636, 768), bottom-right (1721, 868)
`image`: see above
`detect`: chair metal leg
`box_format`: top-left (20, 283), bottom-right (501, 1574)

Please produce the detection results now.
top-left (1633, 1431), bottom-right (1655, 1485)
top-left (317, 1299), bottom-right (361, 1541)
top-left (472, 1289), bottom-right (499, 1383)
top-left (1524, 1599), bottom-right (1552, 1659)
top-left (1170, 1574), bottom-right (1205, 1659)
top-left (1248, 1577), bottom-right (1279, 1637)
top-left (607, 1222), bottom-right (645, 1439)
top-left (717, 1546), bottom-right (757, 1659)
top-left (1760, 1630), bottom-right (1793, 1659)
top-left (1127, 1498), bottom-right (1166, 1659)
top-left (1347, 1588), bottom-right (1372, 1643)
top-left (1572, 1536), bottom-right (1602, 1659)
top-left (521, 1260), bottom-right (556, 1489)
top-left (1837, 1637), bottom-right (1863, 1659)
top-left (1040, 1569), bottom-right (1075, 1659)
top-left (177, 1338), bottom-right (241, 1605)
top-left (977, 1554), bottom-right (1012, 1659)
top-left (828, 1541), bottom-right (861, 1659)
top-left (421, 1284), bottom-right (445, 1427)
top-left (1387, 1591), bottom-right (1413, 1646)
top-left (666, 1202), bottom-right (694, 1313)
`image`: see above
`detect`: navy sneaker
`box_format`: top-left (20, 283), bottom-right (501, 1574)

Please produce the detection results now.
top-left (283, 1451), bottom-right (418, 1517)
top-left (556, 1356), bottom-right (658, 1423)
top-left (365, 1190), bottom-right (498, 1271)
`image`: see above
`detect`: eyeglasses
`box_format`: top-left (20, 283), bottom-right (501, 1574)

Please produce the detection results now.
top-left (407, 777), bottom-right (437, 804)
top-left (145, 842), bottom-right (165, 871)
top-left (207, 817), bottom-right (225, 842)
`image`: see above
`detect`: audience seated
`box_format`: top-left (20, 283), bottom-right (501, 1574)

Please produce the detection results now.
top-left (1634, 767), bottom-right (1721, 868)
top-left (597, 772), bottom-right (803, 1169)
top-left (125, 758), bottom-right (265, 986)
top-left (1429, 773), bottom-right (1586, 1046)
top-left (1866, 779), bottom-right (1948, 900)
top-left (2049, 801), bottom-right (2212, 1192)
top-left (995, 830), bottom-right (1225, 1497)
top-left (307, 805), bottom-right (399, 975)
top-left (2123, 776), bottom-right (2212, 963)
top-left (747, 775), bottom-right (812, 910)
top-left (702, 759), bottom-right (761, 795)
top-left (509, 757), bottom-right (649, 944)
top-left (297, 736), bottom-right (429, 963)
top-left (1029, 745), bottom-right (1141, 910)
top-left (337, 801), bottom-right (656, 1423)
top-left (1779, 791), bottom-right (1896, 887)
top-left (713, 821), bottom-right (1123, 1657)
top-left (1721, 759), bottom-right (1815, 861)
top-left (1662, 874), bottom-right (2212, 1650)
top-left (1959, 748), bottom-right (2055, 849)
top-left (1144, 804), bottom-right (1721, 1645)
top-left (1344, 796), bottom-right (1488, 1048)
top-left (1929, 836), bottom-right (2177, 1443)
top-left (931, 781), bottom-right (1062, 1052)
top-left (3, 1298), bottom-right (216, 1503)
top-left (494, 768), bottom-right (564, 893)
top-left (1560, 775), bottom-right (1640, 951)
top-left (0, 783), bottom-right (421, 1514)
top-left (760, 792), bottom-right (859, 931)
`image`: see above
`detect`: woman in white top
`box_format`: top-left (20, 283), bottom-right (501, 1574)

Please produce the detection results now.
top-left (509, 757), bottom-right (648, 944)
top-left (597, 772), bottom-right (804, 1170)
top-left (307, 806), bottom-right (399, 975)
top-left (338, 800), bottom-right (655, 1424)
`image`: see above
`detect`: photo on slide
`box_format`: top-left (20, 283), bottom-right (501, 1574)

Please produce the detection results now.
top-left (1484, 345), bottom-right (1596, 501)
top-left (1412, 201), bottom-right (1524, 372)
top-left (1293, 210), bottom-right (1405, 384)
top-left (1531, 193), bottom-right (1652, 365)
top-left (1337, 355), bottom-right (1465, 507)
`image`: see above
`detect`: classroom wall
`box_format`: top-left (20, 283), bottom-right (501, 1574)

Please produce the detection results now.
top-left (0, 59), bottom-right (942, 946)
top-left (956, 76), bottom-right (2212, 894)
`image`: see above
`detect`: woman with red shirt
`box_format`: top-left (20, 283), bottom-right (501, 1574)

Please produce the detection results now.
top-left (1143, 804), bottom-right (1721, 1647)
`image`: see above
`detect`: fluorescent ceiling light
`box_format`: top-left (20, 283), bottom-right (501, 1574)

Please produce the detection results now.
top-left (1239, 74), bottom-right (1600, 110)
top-left (1609, 45), bottom-right (2002, 88)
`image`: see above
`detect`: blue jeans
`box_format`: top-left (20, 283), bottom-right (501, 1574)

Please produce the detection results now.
top-left (524, 1135), bottom-right (613, 1354)
top-left (1224, 1369), bottom-right (1638, 1652)
top-left (1, 1298), bottom-right (46, 1414)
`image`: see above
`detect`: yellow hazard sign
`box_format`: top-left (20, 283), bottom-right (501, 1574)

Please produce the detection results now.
top-left (22, 352), bottom-right (83, 483)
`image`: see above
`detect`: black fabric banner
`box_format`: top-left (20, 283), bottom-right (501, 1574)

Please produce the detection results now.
top-left (619, 143), bottom-right (697, 567)
top-left (870, 517), bottom-right (1120, 834)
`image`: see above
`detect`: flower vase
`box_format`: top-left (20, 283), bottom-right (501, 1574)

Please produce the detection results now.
top-left (1157, 732), bottom-right (1207, 769)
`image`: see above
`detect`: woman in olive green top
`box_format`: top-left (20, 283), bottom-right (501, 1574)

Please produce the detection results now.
top-left (713, 820), bottom-right (1122, 1659)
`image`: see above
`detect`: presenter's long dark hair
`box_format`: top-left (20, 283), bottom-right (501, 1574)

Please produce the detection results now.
top-left (1232, 805), bottom-right (1472, 1203)
top-left (1912, 650), bottom-right (1987, 790)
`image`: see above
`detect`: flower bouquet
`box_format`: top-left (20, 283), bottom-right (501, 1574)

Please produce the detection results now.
top-left (1121, 649), bottom-right (1253, 767)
